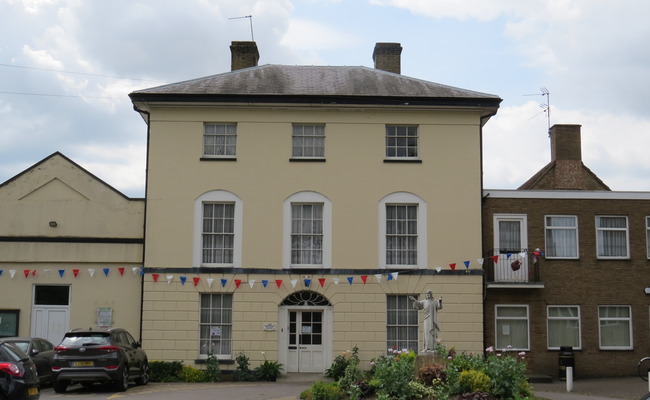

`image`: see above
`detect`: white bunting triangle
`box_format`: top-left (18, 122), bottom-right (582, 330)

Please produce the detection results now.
top-left (207, 278), bottom-right (214, 287)
top-left (248, 279), bottom-right (255, 288)
top-left (88, 269), bottom-right (95, 278)
top-left (167, 275), bottom-right (174, 285)
top-left (290, 279), bottom-right (298, 288)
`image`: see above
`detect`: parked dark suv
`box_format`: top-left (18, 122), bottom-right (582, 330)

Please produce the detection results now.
top-left (51, 328), bottom-right (148, 393)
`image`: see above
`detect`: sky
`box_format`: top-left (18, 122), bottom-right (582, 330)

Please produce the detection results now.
top-left (1, 0), bottom-right (650, 198)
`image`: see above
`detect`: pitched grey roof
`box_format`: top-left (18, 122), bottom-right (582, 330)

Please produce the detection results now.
top-left (130, 65), bottom-right (501, 109)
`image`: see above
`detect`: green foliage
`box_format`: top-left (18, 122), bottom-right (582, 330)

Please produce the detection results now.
top-left (148, 360), bottom-right (183, 382)
top-left (457, 370), bottom-right (491, 394)
top-left (416, 363), bottom-right (447, 386)
top-left (325, 346), bottom-right (359, 380)
top-left (408, 381), bottom-right (437, 399)
top-left (256, 360), bottom-right (284, 381)
top-left (457, 392), bottom-right (496, 400)
top-left (300, 381), bottom-right (345, 400)
top-left (370, 350), bottom-right (416, 400)
top-left (484, 350), bottom-right (531, 399)
top-left (234, 351), bottom-right (254, 381)
top-left (205, 352), bottom-right (221, 382)
top-left (180, 365), bottom-right (208, 382)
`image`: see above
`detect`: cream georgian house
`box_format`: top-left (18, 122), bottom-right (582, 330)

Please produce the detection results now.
top-left (129, 42), bottom-right (501, 372)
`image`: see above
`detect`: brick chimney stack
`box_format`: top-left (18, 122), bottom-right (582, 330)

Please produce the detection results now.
top-left (372, 42), bottom-right (402, 74)
top-left (550, 124), bottom-right (582, 162)
top-left (230, 41), bottom-right (259, 71)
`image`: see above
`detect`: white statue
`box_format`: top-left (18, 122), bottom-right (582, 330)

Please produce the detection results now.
top-left (409, 290), bottom-right (443, 352)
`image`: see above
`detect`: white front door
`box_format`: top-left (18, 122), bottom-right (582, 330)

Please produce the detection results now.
top-left (279, 306), bottom-right (331, 373)
top-left (31, 285), bottom-right (70, 345)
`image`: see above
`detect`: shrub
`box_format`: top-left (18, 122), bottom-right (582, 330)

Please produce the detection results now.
top-left (148, 360), bottom-right (183, 382)
top-left (205, 352), bottom-right (221, 382)
top-left (370, 350), bottom-right (416, 400)
top-left (457, 370), bottom-right (491, 394)
top-left (417, 363), bottom-right (447, 386)
top-left (256, 360), bottom-right (284, 381)
top-left (180, 365), bottom-right (207, 382)
top-left (408, 381), bottom-right (436, 399)
top-left (484, 349), bottom-right (531, 399)
top-left (325, 346), bottom-right (359, 381)
top-left (300, 381), bottom-right (345, 400)
top-left (234, 351), bottom-right (254, 381)
top-left (457, 392), bottom-right (496, 400)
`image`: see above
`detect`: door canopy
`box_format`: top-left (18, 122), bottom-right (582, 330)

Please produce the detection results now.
top-left (281, 290), bottom-right (331, 306)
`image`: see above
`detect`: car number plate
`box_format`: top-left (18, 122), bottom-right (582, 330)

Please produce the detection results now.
top-left (71, 361), bottom-right (95, 367)
top-left (28, 387), bottom-right (39, 395)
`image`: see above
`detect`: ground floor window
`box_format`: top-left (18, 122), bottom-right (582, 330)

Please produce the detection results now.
top-left (495, 305), bottom-right (529, 350)
top-left (598, 305), bottom-right (632, 350)
top-left (386, 294), bottom-right (418, 352)
top-left (547, 306), bottom-right (581, 350)
top-left (199, 294), bottom-right (232, 357)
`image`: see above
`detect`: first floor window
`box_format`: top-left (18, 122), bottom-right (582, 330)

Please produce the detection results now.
top-left (386, 204), bottom-right (418, 266)
top-left (200, 294), bottom-right (232, 357)
top-left (547, 306), bottom-right (581, 349)
top-left (495, 305), bottom-right (529, 350)
top-left (386, 125), bottom-right (418, 158)
top-left (387, 295), bottom-right (419, 352)
top-left (646, 217), bottom-right (650, 258)
top-left (291, 203), bottom-right (323, 265)
top-left (596, 216), bottom-right (629, 258)
top-left (292, 124), bottom-right (325, 158)
top-left (204, 123), bottom-right (237, 157)
top-left (202, 203), bottom-right (235, 264)
top-left (545, 216), bottom-right (578, 258)
top-left (599, 305), bottom-right (632, 350)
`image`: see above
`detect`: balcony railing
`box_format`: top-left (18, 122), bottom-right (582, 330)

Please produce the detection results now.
top-left (484, 249), bottom-right (543, 287)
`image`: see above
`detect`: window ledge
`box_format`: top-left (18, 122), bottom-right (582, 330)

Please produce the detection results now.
top-left (194, 358), bottom-right (234, 365)
top-left (289, 158), bottom-right (326, 162)
top-left (383, 159), bottom-right (422, 164)
top-left (200, 157), bottom-right (237, 162)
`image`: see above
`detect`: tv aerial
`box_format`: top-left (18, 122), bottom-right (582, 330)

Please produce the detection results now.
top-left (228, 15), bottom-right (254, 41)
top-left (524, 87), bottom-right (550, 134)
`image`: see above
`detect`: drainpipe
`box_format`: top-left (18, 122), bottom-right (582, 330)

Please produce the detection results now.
top-left (132, 104), bottom-right (151, 343)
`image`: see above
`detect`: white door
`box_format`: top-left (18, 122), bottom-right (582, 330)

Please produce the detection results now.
top-left (493, 215), bottom-right (529, 282)
top-left (279, 307), bottom-right (331, 373)
top-left (31, 285), bottom-right (70, 345)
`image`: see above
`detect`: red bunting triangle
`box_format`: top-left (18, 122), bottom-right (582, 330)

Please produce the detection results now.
top-left (234, 279), bottom-right (242, 288)
top-left (449, 263), bottom-right (456, 271)
top-left (491, 255), bottom-right (499, 263)
top-left (318, 278), bottom-right (326, 287)
top-left (152, 273), bottom-right (160, 282)
top-left (193, 277), bottom-right (200, 286)
top-left (24, 269), bottom-right (30, 278)
top-left (118, 267), bottom-right (125, 276)
top-left (360, 275), bottom-right (368, 284)
top-left (275, 279), bottom-right (283, 288)
top-left (31, 270), bottom-right (36, 277)
top-left (73, 269), bottom-right (80, 278)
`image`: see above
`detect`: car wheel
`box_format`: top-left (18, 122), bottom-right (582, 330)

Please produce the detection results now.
top-left (113, 366), bottom-right (129, 392)
top-left (53, 380), bottom-right (69, 393)
top-left (135, 362), bottom-right (149, 386)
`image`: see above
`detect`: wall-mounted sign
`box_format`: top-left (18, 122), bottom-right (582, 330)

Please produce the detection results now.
top-left (264, 323), bottom-right (276, 331)
top-left (0, 310), bottom-right (19, 337)
top-left (97, 307), bottom-right (112, 328)
top-left (211, 326), bottom-right (222, 337)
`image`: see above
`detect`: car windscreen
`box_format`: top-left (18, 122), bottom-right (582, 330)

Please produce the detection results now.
top-left (60, 333), bottom-right (111, 346)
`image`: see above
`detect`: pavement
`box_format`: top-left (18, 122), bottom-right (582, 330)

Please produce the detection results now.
top-left (531, 376), bottom-right (650, 400)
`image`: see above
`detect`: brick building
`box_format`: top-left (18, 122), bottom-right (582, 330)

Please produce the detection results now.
top-left (483, 124), bottom-right (650, 378)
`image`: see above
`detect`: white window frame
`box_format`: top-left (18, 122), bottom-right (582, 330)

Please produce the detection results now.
top-left (595, 216), bottom-right (629, 259)
top-left (598, 305), bottom-right (633, 350)
top-left (547, 305), bottom-right (581, 350)
top-left (193, 190), bottom-right (243, 268)
top-left (385, 125), bottom-right (419, 160)
top-left (386, 294), bottom-right (419, 353)
top-left (495, 305), bottom-right (530, 351)
top-left (292, 124), bottom-right (325, 159)
top-left (378, 192), bottom-right (427, 269)
top-left (646, 216), bottom-right (650, 259)
top-left (545, 215), bottom-right (579, 259)
top-left (283, 191), bottom-right (332, 269)
top-left (198, 293), bottom-right (232, 360)
top-left (203, 123), bottom-right (237, 158)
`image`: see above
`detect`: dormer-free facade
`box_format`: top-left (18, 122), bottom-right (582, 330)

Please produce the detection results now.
top-left (130, 42), bottom-right (501, 371)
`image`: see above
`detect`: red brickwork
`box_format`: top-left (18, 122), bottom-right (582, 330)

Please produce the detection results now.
top-left (483, 195), bottom-right (650, 378)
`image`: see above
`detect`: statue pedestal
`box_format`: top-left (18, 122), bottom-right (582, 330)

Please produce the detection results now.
top-left (415, 352), bottom-right (447, 371)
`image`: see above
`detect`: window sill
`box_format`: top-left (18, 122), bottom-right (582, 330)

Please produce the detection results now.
top-left (194, 358), bottom-right (234, 365)
top-left (383, 159), bottom-right (422, 164)
top-left (200, 157), bottom-right (237, 162)
top-left (289, 158), bottom-right (326, 162)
